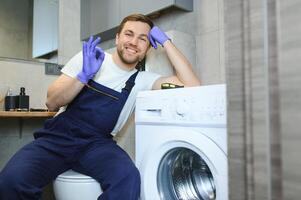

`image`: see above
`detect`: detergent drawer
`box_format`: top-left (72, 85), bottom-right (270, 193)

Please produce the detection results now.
top-left (135, 85), bottom-right (227, 126)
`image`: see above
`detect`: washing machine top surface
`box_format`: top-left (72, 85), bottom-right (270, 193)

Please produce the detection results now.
top-left (136, 84), bottom-right (226, 127)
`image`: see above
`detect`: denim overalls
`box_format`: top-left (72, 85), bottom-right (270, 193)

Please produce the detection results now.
top-left (0, 71), bottom-right (140, 200)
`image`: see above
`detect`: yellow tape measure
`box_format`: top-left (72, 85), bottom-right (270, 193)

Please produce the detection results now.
top-left (161, 83), bottom-right (184, 89)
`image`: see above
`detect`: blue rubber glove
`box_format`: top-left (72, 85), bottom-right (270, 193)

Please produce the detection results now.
top-left (77, 36), bottom-right (105, 84)
top-left (148, 26), bottom-right (170, 49)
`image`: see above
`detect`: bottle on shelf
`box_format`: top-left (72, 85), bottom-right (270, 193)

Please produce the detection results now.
top-left (4, 88), bottom-right (16, 111)
top-left (16, 87), bottom-right (29, 111)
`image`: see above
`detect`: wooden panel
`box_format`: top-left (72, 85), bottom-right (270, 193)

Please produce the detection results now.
top-left (225, 0), bottom-right (282, 199)
top-left (224, 0), bottom-right (247, 199)
top-left (279, 0), bottom-right (301, 199)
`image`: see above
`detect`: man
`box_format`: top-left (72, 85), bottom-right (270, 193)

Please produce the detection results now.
top-left (0, 14), bottom-right (200, 199)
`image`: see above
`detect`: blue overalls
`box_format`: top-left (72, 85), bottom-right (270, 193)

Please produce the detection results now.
top-left (0, 71), bottom-right (140, 200)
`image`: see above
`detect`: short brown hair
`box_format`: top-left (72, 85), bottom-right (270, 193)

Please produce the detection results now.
top-left (116, 13), bottom-right (154, 35)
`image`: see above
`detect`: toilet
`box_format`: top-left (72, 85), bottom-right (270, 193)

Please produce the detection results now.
top-left (53, 170), bottom-right (103, 200)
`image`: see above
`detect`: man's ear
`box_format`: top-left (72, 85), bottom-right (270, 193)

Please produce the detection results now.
top-left (115, 34), bottom-right (119, 46)
top-left (146, 44), bottom-right (151, 52)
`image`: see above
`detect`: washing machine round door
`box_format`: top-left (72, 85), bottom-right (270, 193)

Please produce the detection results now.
top-left (138, 129), bottom-right (227, 200)
top-left (157, 147), bottom-right (215, 200)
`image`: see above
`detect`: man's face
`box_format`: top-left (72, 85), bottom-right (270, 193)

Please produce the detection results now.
top-left (115, 21), bottom-right (151, 66)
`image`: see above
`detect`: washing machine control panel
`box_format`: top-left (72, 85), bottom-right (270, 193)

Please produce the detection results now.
top-left (136, 84), bottom-right (226, 126)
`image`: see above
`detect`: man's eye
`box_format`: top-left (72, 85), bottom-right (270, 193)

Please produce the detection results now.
top-left (139, 37), bottom-right (147, 42)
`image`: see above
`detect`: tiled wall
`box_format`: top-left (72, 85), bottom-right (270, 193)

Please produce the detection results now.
top-left (279, 0), bottom-right (301, 199)
top-left (196, 0), bottom-right (225, 84)
top-left (0, 60), bottom-right (56, 109)
top-left (225, 0), bottom-right (301, 199)
top-left (0, 59), bottom-right (57, 169)
top-left (58, 0), bottom-right (82, 65)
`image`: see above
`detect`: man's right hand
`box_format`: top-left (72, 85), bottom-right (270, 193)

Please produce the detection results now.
top-left (77, 36), bottom-right (105, 84)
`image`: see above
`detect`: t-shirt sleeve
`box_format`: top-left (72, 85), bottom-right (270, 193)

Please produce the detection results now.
top-left (61, 51), bottom-right (83, 78)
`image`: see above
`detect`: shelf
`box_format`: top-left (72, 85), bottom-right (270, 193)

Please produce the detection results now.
top-left (0, 111), bottom-right (57, 138)
top-left (0, 111), bottom-right (56, 118)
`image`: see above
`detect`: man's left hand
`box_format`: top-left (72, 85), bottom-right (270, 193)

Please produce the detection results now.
top-left (148, 26), bottom-right (170, 49)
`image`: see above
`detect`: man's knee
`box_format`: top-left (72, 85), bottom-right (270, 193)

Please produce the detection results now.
top-left (0, 170), bottom-right (42, 200)
top-left (0, 171), bottom-right (22, 196)
top-left (124, 163), bottom-right (141, 185)
top-left (1, 166), bottom-right (41, 192)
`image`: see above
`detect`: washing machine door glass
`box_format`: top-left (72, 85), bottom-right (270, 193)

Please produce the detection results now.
top-left (157, 147), bottom-right (216, 200)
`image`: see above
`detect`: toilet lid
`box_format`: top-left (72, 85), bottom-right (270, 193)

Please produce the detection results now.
top-left (56, 170), bottom-right (96, 181)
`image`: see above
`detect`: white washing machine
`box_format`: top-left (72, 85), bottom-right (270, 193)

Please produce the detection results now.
top-left (135, 85), bottom-right (227, 200)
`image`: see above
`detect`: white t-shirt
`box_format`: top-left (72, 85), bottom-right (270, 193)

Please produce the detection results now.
top-left (59, 51), bottom-right (161, 135)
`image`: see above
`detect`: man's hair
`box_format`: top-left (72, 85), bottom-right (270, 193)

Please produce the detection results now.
top-left (116, 13), bottom-right (154, 35)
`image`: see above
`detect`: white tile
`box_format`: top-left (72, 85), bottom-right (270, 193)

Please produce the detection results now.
top-left (146, 30), bottom-right (196, 76)
top-left (197, 0), bottom-right (219, 34)
top-left (0, 60), bottom-right (57, 108)
top-left (196, 31), bottom-right (223, 84)
top-left (58, 0), bottom-right (82, 64)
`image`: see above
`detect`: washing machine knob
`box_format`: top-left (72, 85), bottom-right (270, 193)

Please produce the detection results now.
top-left (176, 101), bottom-right (190, 116)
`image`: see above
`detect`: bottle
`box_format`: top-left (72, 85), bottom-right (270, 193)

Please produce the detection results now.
top-left (4, 88), bottom-right (16, 111)
top-left (16, 87), bottom-right (29, 111)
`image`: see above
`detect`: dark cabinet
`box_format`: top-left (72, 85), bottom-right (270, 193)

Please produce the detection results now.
top-left (120, 0), bottom-right (193, 18)
top-left (81, 0), bottom-right (120, 42)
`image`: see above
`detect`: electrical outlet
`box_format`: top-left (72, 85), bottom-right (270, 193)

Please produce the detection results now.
top-left (45, 63), bottom-right (63, 75)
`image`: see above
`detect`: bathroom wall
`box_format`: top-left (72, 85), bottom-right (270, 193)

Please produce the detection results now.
top-left (0, 59), bottom-right (57, 168)
top-left (225, 0), bottom-right (301, 199)
top-left (195, 0), bottom-right (225, 84)
top-left (58, 0), bottom-right (82, 65)
top-left (278, 0), bottom-right (301, 199)
top-left (0, 59), bottom-right (57, 199)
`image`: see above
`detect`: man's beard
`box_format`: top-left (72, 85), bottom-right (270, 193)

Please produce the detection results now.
top-left (117, 47), bottom-right (142, 65)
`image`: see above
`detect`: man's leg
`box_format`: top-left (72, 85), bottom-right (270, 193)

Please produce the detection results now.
top-left (73, 139), bottom-right (141, 200)
top-left (0, 137), bottom-right (71, 200)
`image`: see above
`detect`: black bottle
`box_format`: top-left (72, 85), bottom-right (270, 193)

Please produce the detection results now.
top-left (4, 88), bottom-right (16, 111)
top-left (16, 87), bottom-right (29, 111)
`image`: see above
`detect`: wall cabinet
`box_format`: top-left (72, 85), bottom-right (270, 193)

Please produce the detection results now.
top-left (120, 0), bottom-right (192, 18)
top-left (81, 0), bottom-right (120, 42)
top-left (80, 0), bottom-right (193, 41)
top-left (32, 0), bottom-right (58, 58)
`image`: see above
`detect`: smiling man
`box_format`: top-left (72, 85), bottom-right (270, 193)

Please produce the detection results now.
top-left (0, 14), bottom-right (200, 200)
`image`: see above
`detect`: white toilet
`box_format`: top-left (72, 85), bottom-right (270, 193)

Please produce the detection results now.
top-left (53, 170), bottom-right (103, 200)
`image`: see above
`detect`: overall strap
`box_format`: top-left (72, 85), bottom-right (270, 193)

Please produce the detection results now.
top-left (122, 70), bottom-right (139, 93)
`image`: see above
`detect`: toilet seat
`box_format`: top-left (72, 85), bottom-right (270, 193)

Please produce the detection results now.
top-left (56, 170), bottom-right (98, 183)
top-left (53, 170), bottom-right (103, 200)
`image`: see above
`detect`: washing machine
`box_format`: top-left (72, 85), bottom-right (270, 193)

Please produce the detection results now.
top-left (135, 85), bottom-right (227, 200)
